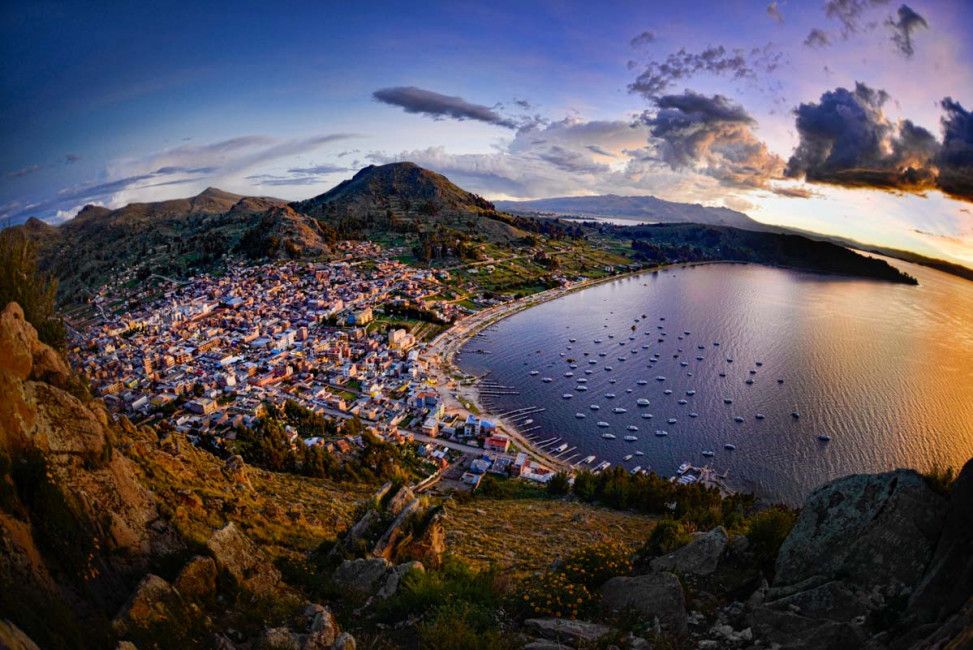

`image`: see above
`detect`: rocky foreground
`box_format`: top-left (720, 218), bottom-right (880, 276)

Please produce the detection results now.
top-left (1, 298), bottom-right (971, 649)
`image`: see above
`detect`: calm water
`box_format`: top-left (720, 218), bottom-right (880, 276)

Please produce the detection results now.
top-left (457, 260), bottom-right (973, 504)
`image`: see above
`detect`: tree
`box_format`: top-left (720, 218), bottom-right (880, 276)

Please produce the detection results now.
top-left (547, 471), bottom-right (571, 496)
top-left (0, 229), bottom-right (65, 350)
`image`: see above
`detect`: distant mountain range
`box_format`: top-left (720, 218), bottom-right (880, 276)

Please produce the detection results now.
top-left (494, 194), bottom-right (766, 230)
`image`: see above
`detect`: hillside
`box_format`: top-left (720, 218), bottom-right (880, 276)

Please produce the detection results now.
top-left (495, 194), bottom-right (767, 230)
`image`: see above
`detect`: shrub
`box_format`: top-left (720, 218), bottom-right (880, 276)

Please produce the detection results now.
top-left (640, 519), bottom-right (692, 558)
top-left (747, 506), bottom-right (799, 573)
top-left (546, 471), bottom-right (571, 496)
top-left (0, 229), bottom-right (66, 350)
top-left (922, 465), bottom-right (957, 496)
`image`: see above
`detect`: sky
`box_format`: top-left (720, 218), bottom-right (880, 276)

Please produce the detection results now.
top-left (1, 0), bottom-right (972, 266)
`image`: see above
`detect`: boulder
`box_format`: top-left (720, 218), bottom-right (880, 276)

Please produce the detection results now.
top-left (302, 604), bottom-right (338, 649)
top-left (750, 606), bottom-right (866, 650)
top-left (0, 302), bottom-right (35, 380)
top-left (601, 572), bottom-right (688, 637)
top-left (406, 507), bottom-right (447, 569)
top-left (774, 470), bottom-right (947, 592)
top-left (0, 619), bottom-right (41, 650)
top-left (173, 555), bottom-right (218, 601)
top-left (371, 498), bottom-right (422, 560)
top-left (206, 523), bottom-right (281, 594)
top-left (376, 561), bottom-right (425, 600)
top-left (384, 485), bottom-right (416, 517)
top-left (223, 455), bottom-right (253, 491)
top-left (29, 342), bottom-right (71, 389)
top-left (332, 557), bottom-right (392, 595)
top-left (112, 574), bottom-right (184, 638)
top-left (523, 618), bottom-right (610, 645)
top-left (330, 632), bottom-right (356, 650)
top-left (651, 526), bottom-right (728, 577)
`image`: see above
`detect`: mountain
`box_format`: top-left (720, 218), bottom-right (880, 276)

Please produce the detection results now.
top-left (494, 194), bottom-right (767, 230)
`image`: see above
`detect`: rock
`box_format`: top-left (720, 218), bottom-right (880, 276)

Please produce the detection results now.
top-left (371, 498), bottom-right (422, 560)
top-left (330, 632), bottom-right (356, 650)
top-left (112, 574), bottom-right (184, 637)
top-left (263, 627), bottom-right (299, 650)
top-left (116, 643), bottom-right (139, 650)
top-left (0, 619), bottom-right (41, 650)
top-left (384, 485), bottom-right (416, 517)
top-left (206, 522), bottom-right (281, 594)
top-left (524, 618), bottom-right (611, 645)
top-left (407, 506), bottom-right (447, 569)
top-left (303, 606), bottom-right (339, 649)
top-left (0, 302), bottom-right (35, 380)
top-left (333, 557), bottom-right (392, 595)
top-left (750, 606), bottom-right (866, 650)
top-left (651, 526), bottom-right (728, 577)
top-left (521, 641), bottom-right (564, 650)
top-left (376, 561), bottom-right (425, 600)
top-left (223, 455), bottom-right (253, 491)
top-left (173, 555), bottom-right (218, 601)
top-left (601, 572), bottom-right (688, 637)
top-left (774, 470), bottom-right (947, 592)
top-left (332, 509), bottom-right (379, 558)
top-left (764, 580), bottom-right (871, 622)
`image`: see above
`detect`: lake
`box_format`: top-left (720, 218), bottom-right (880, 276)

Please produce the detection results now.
top-left (456, 260), bottom-right (973, 504)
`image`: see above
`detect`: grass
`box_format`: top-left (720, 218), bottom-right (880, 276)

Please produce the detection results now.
top-left (445, 497), bottom-right (657, 576)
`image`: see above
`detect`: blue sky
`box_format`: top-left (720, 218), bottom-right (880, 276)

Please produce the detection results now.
top-left (2, 0), bottom-right (972, 265)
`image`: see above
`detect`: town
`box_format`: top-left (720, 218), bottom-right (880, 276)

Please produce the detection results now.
top-left (69, 240), bottom-right (569, 491)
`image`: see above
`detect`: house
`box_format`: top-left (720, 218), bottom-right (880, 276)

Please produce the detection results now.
top-left (484, 435), bottom-right (510, 453)
top-left (421, 416), bottom-right (440, 436)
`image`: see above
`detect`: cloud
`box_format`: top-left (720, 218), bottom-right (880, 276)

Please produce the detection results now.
top-left (4, 164), bottom-right (43, 179)
top-left (937, 98), bottom-right (973, 202)
top-left (767, 2), bottom-right (784, 24)
top-left (628, 44), bottom-right (782, 98)
top-left (630, 31), bottom-right (656, 48)
top-left (638, 90), bottom-right (785, 191)
top-left (824, 0), bottom-right (892, 36)
top-left (886, 4), bottom-right (928, 58)
top-left (372, 86), bottom-right (519, 129)
top-left (585, 145), bottom-right (617, 157)
top-left (785, 83), bottom-right (973, 203)
top-left (804, 28), bottom-right (831, 48)
top-left (64, 154), bottom-right (80, 164)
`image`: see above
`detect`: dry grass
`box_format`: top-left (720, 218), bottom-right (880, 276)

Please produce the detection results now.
top-left (445, 497), bottom-right (656, 576)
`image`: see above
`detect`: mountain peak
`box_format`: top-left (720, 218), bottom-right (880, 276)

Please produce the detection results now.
top-left (196, 187), bottom-right (242, 201)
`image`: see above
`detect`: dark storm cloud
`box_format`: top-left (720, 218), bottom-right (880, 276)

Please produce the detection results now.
top-left (886, 4), bottom-right (928, 58)
top-left (804, 28), bottom-right (831, 48)
top-left (639, 90), bottom-right (785, 190)
top-left (628, 44), bottom-right (782, 99)
top-left (372, 86), bottom-right (519, 129)
top-left (767, 2), bottom-right (784, 24)
top-left (630, 31), bottom-right (656, 48)
top-left (786, 83), bottom-right (973, 202)
top-left (937, 98), bottom-right (973, 202)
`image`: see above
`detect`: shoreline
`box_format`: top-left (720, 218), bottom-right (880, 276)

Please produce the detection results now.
top-left (425, 261), bottom-right (716, 474)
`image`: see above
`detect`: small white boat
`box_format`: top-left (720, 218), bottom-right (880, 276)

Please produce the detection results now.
top-left (667, 418), bottom-right (677, 424)
top-left (594, 339), bottom-right (602, 343)
top-left (637, 398), bottom-right (651, 406)
top-left (623, 454), bottom-right (634, 461)
top-left (590, 405), bottom-right (600, 410)
top-left (678, 399), bottom-right (688, 405)
top-left (577, 378), bottom-right (588, 383)
top-left (569, 363), bottom-right (578, 369)
top-left (635, 450), bottom-right (644, 456)
top-left (641, 413), bottom-right (653, 419)
top-left (605, 393), bottom-right (616, 398)
top-left (589, 359), bottom-right (598, 364)
top-left (756, 413), bottom-right (765, 419)
top-left (680, 361), bottom-right (689, 367)
top-left (593, 461), bottom-right (611, 472)
top-left (560, 352), bottom-right (565, 357)
top-left (564, 371), bottom-right (574, 377)
top-left (627, 425), bottom-right (639, 431)
top-left (724, 398), bottom-right (733, 404)
top-left (575, 413), bottom-right (586, 418)
top-left (569, 338), bottom-right (577, 343)
top-left (597, 421), bottom-right (610, 427)
top-left (585, 370), bottom-right (593, 374)
top-left (598, 352), bottom-right (607, 357)
top-left (612, 407), bottom-right (627, 413)
top-left (631, 465), bottom-right (642, 474)
top-left (624, 435), bottom-right (638, 441)
top-left (609, 378), bottom-right (617, 384)
top-left (663, 389), bottom-right (673, 395)
top-left (689, 412), bottom-right (699, 418)
top-left (575, 385), bottom-right (588, 391)
top-left (637, 380), bottom-right (648, 385)
top-left (818, 434), bottom-right (832, 441)
top-left (746, 379), bottom-right (754, 385)
top-left (625, 388), bottom-right (633, 393)
top-left (656, 376), bottom-right (666, 381)
top-left (606, 366), bottom-right (613, 371)
top-left (702, 450), bottom-right (715, 457)
top-left (792, 411), bottom-right (800, 418)
top-left (686, 390), bottom-right (696, 395)
top-left (562, 393), bottom-right (573, 399)
top-left (542, 377), bottom-right (553, 382)
top-left (677, 462), bottom-right (691, 474)
top-left (581, 455), bottom-right (596, 464)
top-left (602, 433), bottom-right (617, 439)
top-left (529, 370), bottom-right (539, 376)
top-left (655, 430), bottom-right (669, 437)
top-left (724, 443), bottom-right (736, 450)
top-left (734, 416), bottom-right (744, 422)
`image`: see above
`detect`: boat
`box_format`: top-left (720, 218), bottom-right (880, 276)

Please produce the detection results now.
top-left (562, 393), bottom-right (573, 399)
top-left (676, 462), bottom-right (691, 474)
top-left (581, 455), bottom-right (596, 464)
top-left (589, 359), bottom-right (598, 364)
top-left (637, 398), bottom-right (651, 406)
top-left (575, 413), bottom-right (586, 418)
top-left (701, 450), bottom-right (715, 457)
top-left (593, 461), bottom-right (611, 473)
top-left (755, 413), bottom-right (765, 419)
top-left (624, 435), bottom-right (638, 441)
top-left (655, 430), bottom-right (669, 437)
top-left (590, 405), bottom-right (600, 410)
top-left (734, 416), bottom-right (744, 422)
top-left (746, 379), bottom-right (754, 385)
top-left (598, 352), bottom-right (607, 357)
top-left (569, 338), bottom-right (576, 343)
top-left (631, 466), bottom-right (642, 474)
top-left (594, 339), bottom-right (602, 343)
top-left (678, 399), bottom-right (688, 405)
top-left (608, 334), bottom-right (614, 339)
top-left (627, 425), bottom-right (638, 431)
top-left (727, 358), bottom-right (734, 363)
top-left (570, 363), bottom-right (578, 369)
top-left (529, 370), bottom-right (539, 376)
top-left (698, 345), bottom-right (705, 350)
top-left (724, 398), bottom-right (733, 404)
top-left (750, 369), bottom-right (757, 375)
top-left (597, 421), bottom-right (610, 427)
top-left (818, 434), bottom-right (832, 441)
top-left (612, 407), bottom-right (627, 413)
top-left (778, 379), bottom-right (784, 384)
top-left (625, 388), bottom-right (633, 393)
top-left (686, 390), bottom-right (696, 395)
top-left (756, 362), bottom-right (763, 367)
top-left (656, 376), bottom-right (666, 381)
top-left (577, 378), bottom-right (588, 383)
top-left (689, 412), bottom-right (699, 418)
top-left (609, 379), bottom-right (617, 384)
top-left (564, 371), bottom-right (574, 377)
top-left (680, 361), bottom-right (689, 367)
top-left (606, 366), bottom-right (613, 371)
top-left (667, 418), bottom-right (677, 424)
top-left (605, 393), bottom-right (616, 398)
top-left (585, 370), bottom-right (593, 374)
top-left (635, 451), bottom-right (644, 456)
top-left (663, 389), bottom-right (673, 395)
top-left (601, 433), bottom-right (617, 439)
top-left (623, 454), bottom-right (634, 461)
top-left (542, 377), bottom-right (553, 382)
top-left (553, 443), bottom-right (568, 452)
top-left (575, 385), bottom-right (588, 391)
top-left (641, 413), bottom-right (653, 419)
top-left (792, 411), bottom-right (800, 418)
top-left (719, 372), bottom-right (726, 377)
top-left (724, 443), bottom-right (736, 450)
